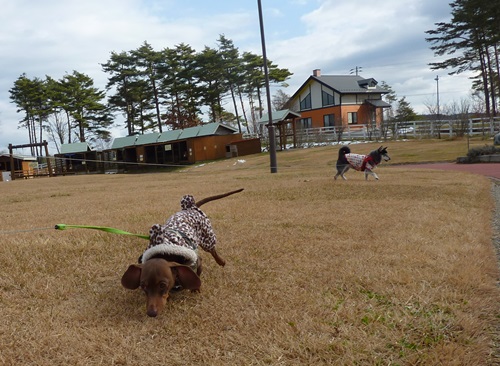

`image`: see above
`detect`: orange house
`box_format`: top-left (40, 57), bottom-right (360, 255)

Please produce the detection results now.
top-left (287, 69), bottom-right (390, 129)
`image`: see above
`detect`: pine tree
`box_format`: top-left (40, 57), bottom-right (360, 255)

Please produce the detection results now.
top-left (217, 34), bottom-right (245, 132)
top-left (160, 44), bottom-right (202, 129)
top-left (9, 74), bottom-right (49, 155)
top-left (395, 97), bottom-right (417, 122)
top-left (60, 71), bottom-right (112, 143)
top-left (131, 41), bottom-right (165, 132)
top-left (196, 46), bottom-right (228, 122)
top-left (425, 0), bottom-right (500, 117)
top-left (102, 51), bottom-right (141, 135)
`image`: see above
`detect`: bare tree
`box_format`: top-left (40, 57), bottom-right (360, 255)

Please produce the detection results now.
top-left (423, 96), bottom-right (445, 138)
top-left (272, 89), bottom-right (291, 111)
top-left (449, 99), bottom-right (471, 137)
top-left (45, 110), bottom-right (69, 154)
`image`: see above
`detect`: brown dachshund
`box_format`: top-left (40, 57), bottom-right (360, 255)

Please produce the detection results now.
top-left (121, 189), bottom-right (243, 317)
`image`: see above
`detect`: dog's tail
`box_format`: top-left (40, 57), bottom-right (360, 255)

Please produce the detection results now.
top-left (338, 146), bottom-right (350, 164)
top-left (338, 146), bottom-right (351, 157)
top-left (196, 188), bottom-right (244, 207)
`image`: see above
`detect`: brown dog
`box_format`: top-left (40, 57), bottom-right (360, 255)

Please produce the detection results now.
top-left (121, 189), bottom-right (243, 317)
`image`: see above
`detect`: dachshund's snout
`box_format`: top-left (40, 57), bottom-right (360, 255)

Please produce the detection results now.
top-left (147, 307), bottom-right (158, 317)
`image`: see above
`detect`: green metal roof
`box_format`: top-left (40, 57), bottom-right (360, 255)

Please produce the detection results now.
top-left (111, 135), bottom-right (138, 149)
top-left (135, 133), bottom-right (161, 145)
top-left (110, 123), bottom-right (238, 149)
top-left (258, 109), bottom-right (301, 124)
top-left (200, 122), bottom-right (238, 135)
top-left (178, 125), bottom-right (201, 139)
top-left (170, 123), bottom-right (237, 140)
top-left (61, 142), bottom-right (91, 154)
top-left (157, 130), bottom-right (182, 143)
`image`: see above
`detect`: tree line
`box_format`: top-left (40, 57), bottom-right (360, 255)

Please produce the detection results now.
top-left (380, 0), bottom-right (499, 136)
top-left (9, 35), bottom-right (292, 155)
top-left (425, 0), bottom-right (500, 119)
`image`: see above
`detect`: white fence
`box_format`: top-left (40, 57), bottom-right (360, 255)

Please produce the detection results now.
top-left (295, 117), bottom-right (500, 143)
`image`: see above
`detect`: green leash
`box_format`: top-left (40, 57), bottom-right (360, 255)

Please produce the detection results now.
top-left (55, 224), bottom-right (149, 240)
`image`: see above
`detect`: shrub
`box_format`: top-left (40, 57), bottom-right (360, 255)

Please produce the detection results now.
top-left (466, 145), bottom-right (500, 158)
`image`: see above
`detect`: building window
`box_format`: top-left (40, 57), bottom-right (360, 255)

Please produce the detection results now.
top-left (322, 91), bottom-right (334, 106)
top-left (347, 112), bottom-right (358, 124)
top-left (300, 118), bottom-right (312, 129)
top-left (323, 114), bottom-right (335, 127)
top-left (299, 93), bottom-right (311, 110)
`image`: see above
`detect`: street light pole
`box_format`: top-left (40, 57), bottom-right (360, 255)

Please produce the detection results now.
top-left (257, 0), bottom-right (277, 173)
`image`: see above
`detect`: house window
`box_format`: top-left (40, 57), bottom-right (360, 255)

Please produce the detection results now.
top-left (300, 118), bottom-right (312, 129)
top-left (347, 112), bottom-right (358, 124)
top-left (323, 114), bottom-right (335, 127)
top-left (299, 93), bottom-right (311, 110)
top-left (322, 91), bottom-right (334, 106)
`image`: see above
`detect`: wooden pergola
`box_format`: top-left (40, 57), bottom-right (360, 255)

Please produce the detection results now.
top-left (258, 109), bottom-right (301, 150)
top-left (8, 140), bottom-right (53, 180)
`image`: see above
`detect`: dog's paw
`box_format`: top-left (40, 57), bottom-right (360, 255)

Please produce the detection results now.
top-left (214, 256), bottom-right (226, 267)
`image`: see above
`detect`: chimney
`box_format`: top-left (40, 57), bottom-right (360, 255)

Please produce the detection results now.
top-left (313, 69), bottom-right (321, 77)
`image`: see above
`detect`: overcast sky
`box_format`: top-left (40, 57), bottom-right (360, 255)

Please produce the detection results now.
top-left (0, 0), bottom-right (472, 154)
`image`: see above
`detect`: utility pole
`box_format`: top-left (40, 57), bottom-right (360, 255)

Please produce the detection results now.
top-left (350, 66), bottom-right (363, 75)
top-left (435, 75), bottom-right (440, 120)
top-left (257, 0), bottom-right (277, 173)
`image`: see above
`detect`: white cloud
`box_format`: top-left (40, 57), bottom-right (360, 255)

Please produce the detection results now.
top-left (0, 0), bottom-right (475, 153)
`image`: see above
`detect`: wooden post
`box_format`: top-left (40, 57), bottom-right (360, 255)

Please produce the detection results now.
top-left (43, 141), bottom-right (53, 177)
top-left (279, 124), bottom-right (285, 150)
top-left (292, 119), bottom-right (297, 148)
top-left (8, 144), bottom-right (15, 181)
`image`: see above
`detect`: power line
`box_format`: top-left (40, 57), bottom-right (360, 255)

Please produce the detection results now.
top-left (0, 227), bottom-right (54, 235)
top-left (50, 155), bottom-right (187, 168)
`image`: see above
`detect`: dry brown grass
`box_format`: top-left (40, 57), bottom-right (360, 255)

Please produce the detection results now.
top-left (1, 139), bottom-right (499, 365)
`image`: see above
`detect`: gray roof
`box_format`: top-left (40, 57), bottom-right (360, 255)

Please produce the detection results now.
top-left (366, 99), bottom-right (391, 108)
top-left (61, 142), bottom-right (92, 154)
top-left (288, 74), bottom-right (389, 104)
top-left (110, 123), bottom-right (239, 149)
top-left (258, 109), bottom-right (301, 124)
top-left (313, 75), bottom-right (388, 94)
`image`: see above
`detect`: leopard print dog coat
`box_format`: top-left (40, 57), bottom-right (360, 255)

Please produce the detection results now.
top-left (140, 195), bottom-right (217, 272)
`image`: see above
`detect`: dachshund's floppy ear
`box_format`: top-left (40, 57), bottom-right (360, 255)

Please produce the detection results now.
top-left (170, 263), bottom-right (201, 290)
top-left (121, 264), bottom-right (142, 289)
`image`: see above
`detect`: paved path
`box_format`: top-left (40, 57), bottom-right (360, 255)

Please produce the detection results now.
top-left (399, 162), bottom-right (500, 180)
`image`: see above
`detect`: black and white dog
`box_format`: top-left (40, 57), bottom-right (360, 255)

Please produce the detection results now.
top-left (334, 146), bottom-right (390, 181)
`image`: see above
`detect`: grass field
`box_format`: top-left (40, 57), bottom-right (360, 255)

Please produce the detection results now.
top-left (1, 138), bottom-right (499, 365)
